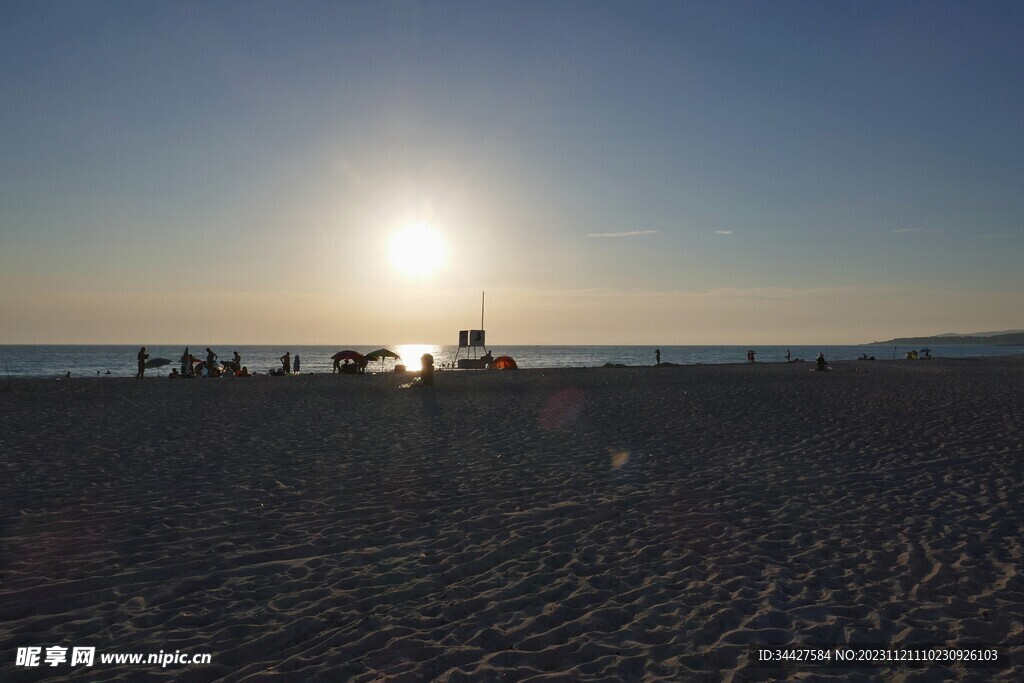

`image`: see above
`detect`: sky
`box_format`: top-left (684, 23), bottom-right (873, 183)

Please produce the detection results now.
top-left (1, 0), bottom-right (1022, 345)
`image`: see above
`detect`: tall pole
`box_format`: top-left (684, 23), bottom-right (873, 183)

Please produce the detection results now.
top-left (481, 291), bottom-right (485, 330)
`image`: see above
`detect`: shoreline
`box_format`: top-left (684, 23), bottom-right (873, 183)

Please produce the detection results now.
top-left (6, 352), bottom-right (1024, 383)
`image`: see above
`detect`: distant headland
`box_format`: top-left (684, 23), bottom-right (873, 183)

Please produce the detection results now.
top-left (873, 330), bottom-right (1024, 345)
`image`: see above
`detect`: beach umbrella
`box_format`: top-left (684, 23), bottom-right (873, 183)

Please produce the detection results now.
top-left (145, 358), bottom-right (172, 368)
top-left (364, 348), bottom-right (401, 361)
top-left (332, 350), bottom-right (365, 362)
top-left (364, 348), bottom-right (401, 370)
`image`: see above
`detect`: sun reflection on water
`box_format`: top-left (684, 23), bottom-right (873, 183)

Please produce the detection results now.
top-left (392, 344), bottom-right (443, 371)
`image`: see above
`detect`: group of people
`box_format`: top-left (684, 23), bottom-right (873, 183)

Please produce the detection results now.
top-left (331, 353), bottom-right (367, 374)
top-left (136, 347), bottom-right (428, 379)
top-left (273, 352), bottom-right (300, 376)
top-left (156, 348), bottom-right (306, 378)
top-left (164, 348), bottom-right (250, 379)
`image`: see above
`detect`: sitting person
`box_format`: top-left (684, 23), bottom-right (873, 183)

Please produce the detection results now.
top-left (420, 353), bottom-right (435, 386)
top-left (169, 368), bottom-right (180, 378)
top-left (482, 350), bottom-right (494, 367)
top-left (238, 366), bottom-right (250, 377)
top-left (816, 352), bottom-right (828, 371)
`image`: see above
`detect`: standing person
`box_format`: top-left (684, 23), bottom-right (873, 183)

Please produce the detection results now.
top-left (750, 349), bottom-right (756, 363)
top-left (181, 347), bottom-right (192, 377)
top-left (293, 354), bottom-right (300, 373)
top-left (785, 349), bottom-right (791, 363)
top-left (206, 348), bottom-right (218, 377)
top-left (280, 351), bottom-right (291, 375)
top-left (232, 351), bottom-right (241, 372)
top-left (655, 348), bottom-right (661, 365)
top-left (332, 354), bottom-right (341, 374)
top-left (136, 346), bottom-right (149, 379)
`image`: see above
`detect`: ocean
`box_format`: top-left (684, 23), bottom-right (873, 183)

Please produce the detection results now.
top-left (1, 344), bottom-right (1022, 378)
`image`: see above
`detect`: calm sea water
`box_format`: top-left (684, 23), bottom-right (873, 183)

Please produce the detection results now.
top-left (1, 344), bottom-right (1022, 378)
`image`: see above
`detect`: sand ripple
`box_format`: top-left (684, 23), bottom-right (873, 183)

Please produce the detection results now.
top-left (1, 359), bottom-right (1022, 680)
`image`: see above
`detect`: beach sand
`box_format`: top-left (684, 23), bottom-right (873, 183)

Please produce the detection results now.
top-left (1, 358), bottom-right (1022, 681)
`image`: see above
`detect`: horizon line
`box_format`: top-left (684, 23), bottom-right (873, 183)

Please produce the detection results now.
top-left (0, 340), bottom-right (990, 348)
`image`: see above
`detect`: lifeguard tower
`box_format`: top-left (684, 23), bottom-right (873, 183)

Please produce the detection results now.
top-left (454, 292), bottom-right (490, 369)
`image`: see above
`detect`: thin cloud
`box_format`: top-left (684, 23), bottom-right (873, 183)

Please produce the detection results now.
top-left (714, 230), bottom-right (734, 235)
top-left (890, 228), bottom-right (946, 234)
top-left (585, 230), bottom-right (659, 238)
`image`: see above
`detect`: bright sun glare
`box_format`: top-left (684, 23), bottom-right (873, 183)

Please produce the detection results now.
top-left (389, 222), bottom-right (446, 277)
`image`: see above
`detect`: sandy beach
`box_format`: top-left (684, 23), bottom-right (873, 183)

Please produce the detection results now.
top-left (1, 358), bottom-right (1022, 681)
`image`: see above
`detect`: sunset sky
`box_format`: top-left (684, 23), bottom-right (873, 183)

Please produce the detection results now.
top-left (2, 1), bottom-right (1022, 344)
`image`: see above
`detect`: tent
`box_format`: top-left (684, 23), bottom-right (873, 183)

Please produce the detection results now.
top-left (490, 356), bottom-right (518, 370)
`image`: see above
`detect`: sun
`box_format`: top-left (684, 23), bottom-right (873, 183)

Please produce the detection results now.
top-left (389, 222), bottom-right (447, 277)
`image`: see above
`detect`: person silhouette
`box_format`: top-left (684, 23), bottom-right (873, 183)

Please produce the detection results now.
top-left (421, 353), bottom-right (435, 386)
top-left (655, 348), bottom-right (661, 365)
top-left (205, 347), bottom-right (218, 376)
top-left (136, 346), bottom-right (149, 379)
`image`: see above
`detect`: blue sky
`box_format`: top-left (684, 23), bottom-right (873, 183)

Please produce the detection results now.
top-left (1, 1), bottom-right (1021, 343)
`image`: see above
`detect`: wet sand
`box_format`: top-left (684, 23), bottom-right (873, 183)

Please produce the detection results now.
top-left (1, 358), bottom-right (1022, 681)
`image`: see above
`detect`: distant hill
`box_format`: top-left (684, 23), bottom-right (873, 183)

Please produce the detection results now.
top-left (932, 329), bottom-right (1024, 337)
top-left (873, 332), bottom-right (1024, 346)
